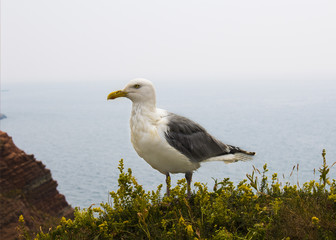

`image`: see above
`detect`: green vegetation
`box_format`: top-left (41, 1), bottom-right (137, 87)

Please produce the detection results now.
top-left (21, 150), bottom-right (335, 239)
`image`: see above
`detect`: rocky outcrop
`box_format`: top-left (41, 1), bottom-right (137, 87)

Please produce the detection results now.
top-left (0, 131), bottom-right (73, 240)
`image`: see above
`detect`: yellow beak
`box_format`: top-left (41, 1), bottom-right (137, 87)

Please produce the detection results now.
top-left (107, 90), bottom-right (128, 100)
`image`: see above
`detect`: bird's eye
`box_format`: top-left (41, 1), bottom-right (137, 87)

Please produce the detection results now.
top-left (134, 84), bottom-right (141, 89)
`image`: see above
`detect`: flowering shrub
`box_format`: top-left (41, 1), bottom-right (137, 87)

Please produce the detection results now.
top-left (21, 150), bottom-right (336, 239)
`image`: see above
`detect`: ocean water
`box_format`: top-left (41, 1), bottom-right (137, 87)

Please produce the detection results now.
top-left (1, 79), bottom-right (336, 209)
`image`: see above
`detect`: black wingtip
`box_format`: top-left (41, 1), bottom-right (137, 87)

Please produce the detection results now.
top-left (242, 150), bottom-right (256, 156)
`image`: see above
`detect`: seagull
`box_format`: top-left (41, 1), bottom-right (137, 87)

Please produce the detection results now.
top-left (107, 78), bottom-right (255, 197)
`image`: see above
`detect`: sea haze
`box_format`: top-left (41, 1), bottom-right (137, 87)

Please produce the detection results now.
top-left (1, 79), bottom-right (335, 208)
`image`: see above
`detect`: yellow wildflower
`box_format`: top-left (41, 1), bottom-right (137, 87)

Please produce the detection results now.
top-left (18, 214), bottom-right (25, 223)
top-left (98, 221), bottom-right (108, 231)
top-left (328, 194), bottom-right (336, 202)
top-left (186, 224), bottom-right (193, 236)
top-left (179, 216), bottom-right (185, 225)
top-left (311, 216), bottom-right (320, 225)
top-left (92, 207), bottom-right (102, 212)
top-left (60, 217), bottom-right (67, 224)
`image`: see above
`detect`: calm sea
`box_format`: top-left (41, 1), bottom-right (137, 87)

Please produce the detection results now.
top-left (1, 79), bottom-right (336, 208)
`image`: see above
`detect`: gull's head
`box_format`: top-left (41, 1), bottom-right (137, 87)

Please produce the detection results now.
top-left (107, 78), bottom-right (156, 105)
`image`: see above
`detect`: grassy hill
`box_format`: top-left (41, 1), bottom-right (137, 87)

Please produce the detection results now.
top-left (20, 150), bottom-right (335, 239)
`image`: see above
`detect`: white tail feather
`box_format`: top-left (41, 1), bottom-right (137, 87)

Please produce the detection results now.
top-left (204, 153), bottom-right (254, 164)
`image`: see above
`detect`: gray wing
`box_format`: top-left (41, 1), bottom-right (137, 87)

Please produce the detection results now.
top-left (164, 113), bottom-right (247, 162)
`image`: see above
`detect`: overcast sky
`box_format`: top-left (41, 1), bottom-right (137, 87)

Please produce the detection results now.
top-left (1, 0), bottom-right (336, 83)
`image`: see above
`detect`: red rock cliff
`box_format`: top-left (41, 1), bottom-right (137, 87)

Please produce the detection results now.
top-left (0, 131), bottom-right (73, 239)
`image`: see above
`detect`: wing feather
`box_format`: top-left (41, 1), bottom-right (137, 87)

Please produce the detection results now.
top-left (164, 113), bottom-right (251, 162)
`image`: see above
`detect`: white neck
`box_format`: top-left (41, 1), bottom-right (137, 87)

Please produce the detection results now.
top-left (131, 100), bottom-right (156, 115)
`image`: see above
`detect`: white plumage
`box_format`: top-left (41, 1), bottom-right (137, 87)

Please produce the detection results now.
top-left (130, 101), bottom-right (200, 174)
top-left (107, 78), bottom-right (255, 197)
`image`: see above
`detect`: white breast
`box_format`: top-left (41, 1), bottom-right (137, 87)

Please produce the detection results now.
top-left (130, 105), bottom-right (200, 174)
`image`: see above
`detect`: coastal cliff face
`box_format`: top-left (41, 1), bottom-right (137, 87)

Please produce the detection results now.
top-left (0, 131), bottom-right (73, 239)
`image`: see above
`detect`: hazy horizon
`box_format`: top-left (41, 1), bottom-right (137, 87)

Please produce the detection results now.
top-left (1, 0), bottom-right (336, 84)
